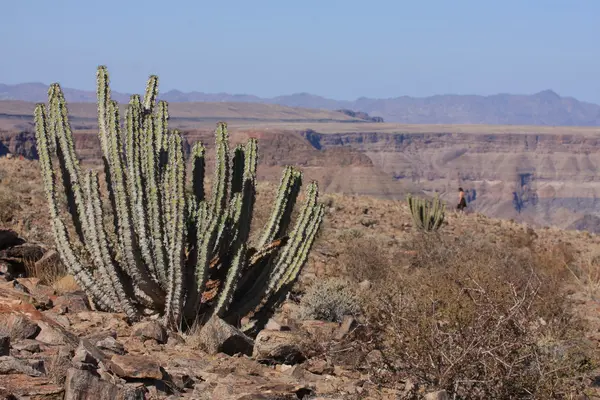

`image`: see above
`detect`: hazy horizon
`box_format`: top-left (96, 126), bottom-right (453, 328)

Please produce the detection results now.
top-left (1, 0), bottom-right (599, 103)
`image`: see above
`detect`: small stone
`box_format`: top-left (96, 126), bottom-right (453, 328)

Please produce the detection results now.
top-left (0, 335), bottom-right (9, 356)
top-left (12, 339), bottom-right (41, 353)
top-left (131, 320), bottom-right (168, 344)
top-left (358, 280), bottom-right (371, 290)
top-left (265, 318), bottom-right (283, 331)
top-left (197, 316), bottom-right (254, 356)
top-left (253, 330), bottom-right (306, 365)
top-left (365, 349), bottom-right (384, 365)
top-left (110, 354), bottom-right (164, 380)
top-left (167, 332), bottom-right (185, 346)
top-left (96, 336), bottom-right (125, 356)
top-left (424, 390), bottom-right (449, 400)
top-left (0, 356), bottom-right (44, 376)
top-left (335, 315), bottom-right (356, 340)
top-left (73, 342), bottom-right (100, 369)
top-left (305, 359), bottom-right (333, 375)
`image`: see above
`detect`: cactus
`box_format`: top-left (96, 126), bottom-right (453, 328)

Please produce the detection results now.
top-left (34, 66), bottom-right (324, 332)
top-left (406, 193), bottom-right (445, 232)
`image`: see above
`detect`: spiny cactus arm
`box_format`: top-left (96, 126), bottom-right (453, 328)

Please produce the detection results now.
top-left (96, 66), bottom-right (111, 157)
top-left (84, 171), bottom-right (139, 320)
top-left (125, 95), bottom-right (157, 281)
top-left (163, 131), bottom-right (187, 326)
top-left (105, 100), bottom-right (165, 307)
top-left (48, 84), bottom-right (89, 244)
top-left (231, 181), bottom-right (320, 319)
top-left (143, 75), bottom-right (159, 112)
top-left (278, 202), bottom-right (324, 288)
top-left (141, 113), bottom-right (168, 286)
top-left (214, 244), bottom-right (246, 317)
top-left (257, 167), bottom-right (302, 248)
top-left (212, 141), bottom-right (258, 316)
top-left (34, 104), bottom-right (115, 312)
top-left (211, 122), bottom-right (231, 217)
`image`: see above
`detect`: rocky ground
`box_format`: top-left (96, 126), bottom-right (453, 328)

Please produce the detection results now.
top-left (3, 157), bottom-right (600, 398)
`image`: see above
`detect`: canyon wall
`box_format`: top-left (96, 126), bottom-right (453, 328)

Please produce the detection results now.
top-left (302, 129), bottom-right (600, 230)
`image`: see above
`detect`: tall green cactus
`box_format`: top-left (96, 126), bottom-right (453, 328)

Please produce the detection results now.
top-left (34, 66), bottom-right (324, 331)
top-left (406, 193), bottom-right (445, 232)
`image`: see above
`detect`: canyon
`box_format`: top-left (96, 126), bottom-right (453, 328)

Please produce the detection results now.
top-left (1, 99), bottom-right (600, 232)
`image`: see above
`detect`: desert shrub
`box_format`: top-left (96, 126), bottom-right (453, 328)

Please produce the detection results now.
top-left (356, 232), bottom-right (594, 399)
top-left (339, 234), bottom-right (391, 283)
top-left (299, 278), bottom-right (360, 322)
top-left (0, 186), bottom-right (20, 223)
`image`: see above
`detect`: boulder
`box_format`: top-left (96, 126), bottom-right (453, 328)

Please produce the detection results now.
top-left (253, 330), bottom-right (306, 365)
top-left (197, 316), bottom-right (254, 356)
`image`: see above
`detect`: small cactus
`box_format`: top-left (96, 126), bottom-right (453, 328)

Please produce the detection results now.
top-left (407, 193), bottom-right (445, 232)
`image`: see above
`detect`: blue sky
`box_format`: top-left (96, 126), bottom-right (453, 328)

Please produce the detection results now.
top-left (1, 0), bottom-right (599, 102)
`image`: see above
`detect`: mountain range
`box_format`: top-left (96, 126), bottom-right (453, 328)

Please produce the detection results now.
top-left (2, 82), bottom-right (600, 126)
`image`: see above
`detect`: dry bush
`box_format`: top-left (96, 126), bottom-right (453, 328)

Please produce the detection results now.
top-left (0, 186), bottom-right (20, 223)
top-left (24, 257), bottom-right (68, 287)
top-left (299, 278), bottom-right (360, 322)
top-left (339, 233), bottom-right (391, 283)
top-left (352, 232), bottom-right (594, 399)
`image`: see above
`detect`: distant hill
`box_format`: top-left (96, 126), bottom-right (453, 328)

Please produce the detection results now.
top-left (2, 82), bottom-right (600, 126)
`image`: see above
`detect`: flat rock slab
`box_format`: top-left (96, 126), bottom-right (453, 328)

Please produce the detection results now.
top-left (110, 354), bottom-right (164, 380)
top-left (0, 374), bottom-right (63, 399)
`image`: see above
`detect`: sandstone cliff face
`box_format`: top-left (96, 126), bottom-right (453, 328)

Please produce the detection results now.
top-left (302, 130), bottom-right (600, 229)
top-left (3, 124), bottom-right (600, 230)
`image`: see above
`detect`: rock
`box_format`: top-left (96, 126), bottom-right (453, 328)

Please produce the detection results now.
top-left (253, 330), bottom-right (306, 365)
top-left (0, 356), bottom-right (44, 376)
top-left (0, 375), bottom-right (64, 399)
top-left (0, 313), bottom-right (40, 341)
top-left (167, 332), bottom-right (185, 346)
top-left (365, 349), bottom-right (384, 365)
top-left (12, 339), bottom-right (42, 353)
top-left (110, 354), bottom-right (164, 380)
top-left (305, 359), bottom-right (333, 375)
top-left (0, 243), bottom-right (45, 262)
top-left (424, 390), bottom-right (449, 400)
top-left (64, 368), bottom-right (119, 400)
top-left (0, 335), bottom-right (9, 356)
top-left (265, 318), bottom-right (284, 331)
top-left (36, 320), bottom-right (73, 345)
top-left (299, 320), bottom-right (339, 339)
top-left (358, 280), bottom-right (371, 290)
top-left (131, 320), bottom-right (168, 344)
top-left (0, 230), bottom-right (24, 251)
top-left (96, 336), bottom-right (125, 356)
top-left (335, 315), bottom-right (356, 340)
top-left (197, 316), bottom-right (254, 356)
top-left (52, 292), bottom-right (90, 314)
top-left (72, 342), bottom-right (100, 370)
